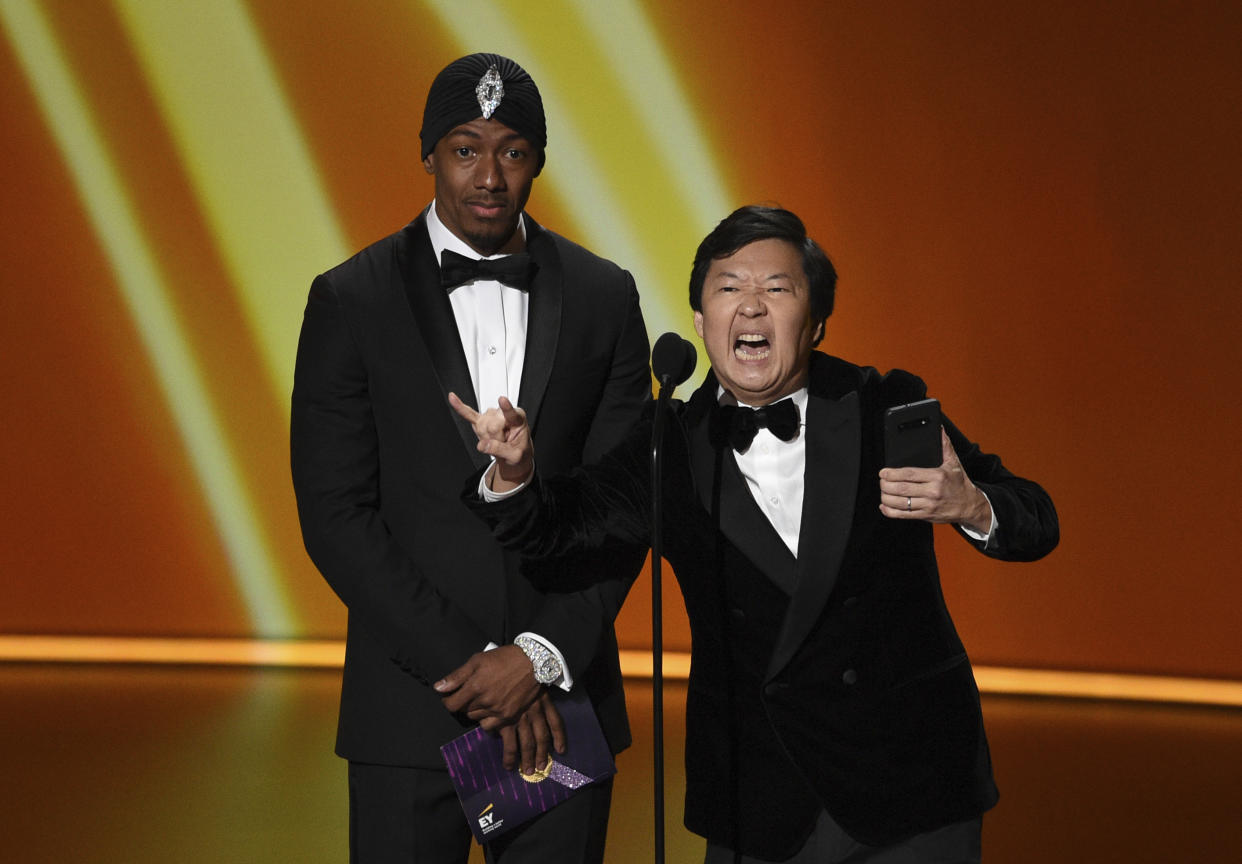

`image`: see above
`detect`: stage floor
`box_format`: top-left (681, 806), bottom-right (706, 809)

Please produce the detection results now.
top-left (2, 663), bottom-right (1240, 862)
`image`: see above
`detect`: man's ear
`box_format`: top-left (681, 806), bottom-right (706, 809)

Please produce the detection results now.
top-left (693, 311), bottom-right (705, 339)
top-left (423, 154), bottom-right (435, 175)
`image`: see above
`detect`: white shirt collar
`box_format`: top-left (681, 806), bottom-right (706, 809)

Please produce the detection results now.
top-left (425, 199), bottom-right (527, 261)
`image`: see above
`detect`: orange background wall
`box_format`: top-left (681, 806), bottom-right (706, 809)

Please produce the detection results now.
top-left (2, 1), bottom-right (1240, 679)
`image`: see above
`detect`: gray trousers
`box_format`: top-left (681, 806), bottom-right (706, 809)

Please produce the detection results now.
top-left (705, 810), bottom-right (982, 864)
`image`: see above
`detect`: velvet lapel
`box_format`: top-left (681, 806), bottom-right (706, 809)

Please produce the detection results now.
top-left (686, 379), bottom-right (724, 515)
top-left (685, 376), bottom-right (799, 597)
top-left (395, 212), bottom-right (488, 470)
top-left (719, 457), bottom-right (800, 596)
top-left (516, 216), bottom-right (562, 434)
top-left (764, 385), bottom-right (860, 681)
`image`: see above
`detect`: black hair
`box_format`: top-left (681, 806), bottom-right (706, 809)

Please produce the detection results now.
top-left (688, 205), bottom-right (836, 331)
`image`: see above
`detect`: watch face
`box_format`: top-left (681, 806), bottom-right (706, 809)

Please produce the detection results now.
top-left (536, 657), bottom-right (560, 684)
top-left (515, 635), bottom-right (561, 684)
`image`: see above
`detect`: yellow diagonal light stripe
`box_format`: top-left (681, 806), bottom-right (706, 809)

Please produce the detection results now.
top-left (572, 0), bottom-right (733, 246)
top-left (418, 0), bottom-right (737, 356)
top-left (0, 0), bottom-right (295, 634)
top-left (419, 1), bottom-right (657, 307)
top-left (571, 0), bottom-right (735, 365)
top-left (111, 0), bottom-right (350, 403)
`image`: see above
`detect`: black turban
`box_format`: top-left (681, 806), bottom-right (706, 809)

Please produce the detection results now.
top-left (419, 53), bottom-right (547, 166)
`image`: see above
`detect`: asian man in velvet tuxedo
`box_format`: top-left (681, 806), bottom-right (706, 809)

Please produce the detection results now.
top-left (290, 54), bottom-right (650, 863)
top-left (452, 206), bottom-right (1059, 863)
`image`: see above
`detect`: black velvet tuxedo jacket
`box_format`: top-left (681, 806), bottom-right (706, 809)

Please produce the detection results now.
top-left (469, 352), bottom-right (1059, 858)
top-left (291, 211), bottom-right (651, 768)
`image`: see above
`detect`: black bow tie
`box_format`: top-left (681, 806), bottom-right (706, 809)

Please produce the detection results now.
top-left (439, 249), bottom-right (534, 291)
top-left (710, 398), bottom-right (801, 452)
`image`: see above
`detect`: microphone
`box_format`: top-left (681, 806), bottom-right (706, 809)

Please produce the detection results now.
top-left (651, 332), bottom-right (697, 388)
top-left (648, 331), bottom-right (696, 864)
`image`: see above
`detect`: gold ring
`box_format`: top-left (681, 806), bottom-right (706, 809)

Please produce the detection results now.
top-left (519, 759), bottom-right (554, 783)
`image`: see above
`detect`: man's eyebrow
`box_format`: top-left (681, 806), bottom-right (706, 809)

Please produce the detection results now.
top-left (712, 270), bottom-right (794, 281)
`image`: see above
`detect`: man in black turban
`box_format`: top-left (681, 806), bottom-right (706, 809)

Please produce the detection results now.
top-left (292, 52), bottom-right (650, 863)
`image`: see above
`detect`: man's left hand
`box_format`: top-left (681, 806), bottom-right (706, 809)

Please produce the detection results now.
top-left (497, 692), bottom-right (567, 774)
top-left (878, 428), bottom-right (992, 534)
top-left (434, 645), bottom-right (541, 729)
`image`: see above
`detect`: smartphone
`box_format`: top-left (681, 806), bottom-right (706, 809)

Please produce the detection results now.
top-left (884, 398), bottom-right (942, 468)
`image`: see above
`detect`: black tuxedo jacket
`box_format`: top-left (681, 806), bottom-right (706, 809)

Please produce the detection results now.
top-left (468, 352), bottom-right (1058, 857)
top-left (291, 211), bottom-right (651, 767)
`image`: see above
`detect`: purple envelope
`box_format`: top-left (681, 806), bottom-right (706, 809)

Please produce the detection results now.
top-left (441, 690), bottom-right (617, 843)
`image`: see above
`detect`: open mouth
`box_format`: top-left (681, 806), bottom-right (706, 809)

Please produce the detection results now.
top-left (734, 333), bottom-right (770, 360)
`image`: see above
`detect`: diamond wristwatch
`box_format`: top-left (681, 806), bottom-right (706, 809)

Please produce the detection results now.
top-left (513, 634), bottom-right (562, 686)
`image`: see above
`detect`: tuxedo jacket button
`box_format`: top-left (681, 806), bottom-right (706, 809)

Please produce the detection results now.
top-left (842, 669), bottom-right (858, 685)
top-left (729, 607), bottom-right (745, 622)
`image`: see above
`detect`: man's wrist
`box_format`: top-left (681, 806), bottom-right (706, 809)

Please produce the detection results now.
top-left (483, 458), bottom-right (533, 496)
top-left (959, 488), bottom-right (996, 540)
top-left (494, 459), bottom-right (534, 491)
top-left (479, 460), bottom-right (531, 501)
top-left (513, 634), bottom-right (563, 686)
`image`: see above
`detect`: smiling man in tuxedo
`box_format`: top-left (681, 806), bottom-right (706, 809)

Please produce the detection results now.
top-left (291, 53), bottom-right (650, 863)
top-left (455, 205), bottom-right (1059, 863)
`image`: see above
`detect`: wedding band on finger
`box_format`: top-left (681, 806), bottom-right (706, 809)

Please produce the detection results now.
top-left (906, 497), bottom-right (912, 511)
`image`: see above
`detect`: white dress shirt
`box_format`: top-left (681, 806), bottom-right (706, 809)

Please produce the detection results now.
top-left (727, 387), bottom-right (994, 557)
top-left (426, 201), bottom-right (528, 413)
top-left (731, 389), bottom-right (810, 557)
top-left (428, 202), bottom-right (571, 689)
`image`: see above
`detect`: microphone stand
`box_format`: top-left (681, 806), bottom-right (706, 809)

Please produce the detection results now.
top-left (650, 373), bottom-right (673, 864)
top-left (647, 333), bottom-right (695, 864)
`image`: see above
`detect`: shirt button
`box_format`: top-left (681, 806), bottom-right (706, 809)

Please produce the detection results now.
top-left (488, 346), bottom-right (497, 355)
top-left (769, 496), bottom-right (780, 506)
